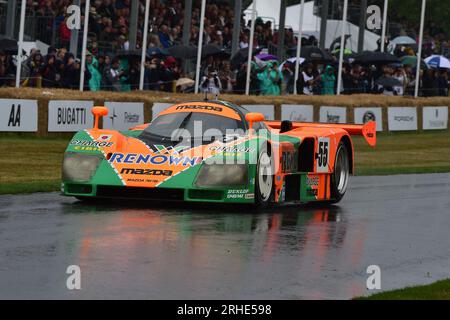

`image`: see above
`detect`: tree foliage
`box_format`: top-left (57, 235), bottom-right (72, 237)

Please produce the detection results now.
top-left (390, 0), bottom-right (450, 35)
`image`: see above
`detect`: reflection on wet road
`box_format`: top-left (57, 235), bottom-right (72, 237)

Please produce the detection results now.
top-left (1, 174), bottom-right (450, 299)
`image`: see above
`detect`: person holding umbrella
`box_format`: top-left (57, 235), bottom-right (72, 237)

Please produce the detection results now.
top-left (257, 61), bottom-right (283, 96)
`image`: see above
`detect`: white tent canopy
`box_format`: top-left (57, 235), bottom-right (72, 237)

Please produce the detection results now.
top-left (245, 1), bottom-right (379, 52)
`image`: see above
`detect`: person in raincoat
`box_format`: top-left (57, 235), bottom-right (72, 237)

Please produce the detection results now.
top-left (86, 52), bottom-right (102, 91)
top-left (320, 65), bottom-right (336, 95)
top-left (257, 61), bottom-right (283, 95)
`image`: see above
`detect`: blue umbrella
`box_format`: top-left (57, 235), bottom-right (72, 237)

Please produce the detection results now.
top-left (425, 55), bottom-right (450, 69)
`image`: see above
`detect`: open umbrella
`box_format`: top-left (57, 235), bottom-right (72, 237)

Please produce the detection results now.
top-left (0, 38), bottom-right (18, 55)
top-left (255, 53), bottom-right (278, 61)
top-left (375, 76), bottom-right (402, 87)
top-left (201, 44), bottom-right (230, 58)
top-left (391, 36), bottom-right (416, 45)
top-left (254, 56), bottom-right (268, 69)
top-left (400, 55), bottom-right (428, 69)
top-left (352, 51), bottom-right (400, 64)
top-left (176, 77), bottom-right (195, 87)
top-left (288, 46), bottom-right (333, 63)
top-left (230, 46), bottom-right (263, 70)
top-left (167, 44), bottom-right (198, 59)
top-left (425, 55), bottom-right (450, 69)
top-left (331, 48), bottom-right (353, 56)
top-left (278, 57), bottom-right (305, 71)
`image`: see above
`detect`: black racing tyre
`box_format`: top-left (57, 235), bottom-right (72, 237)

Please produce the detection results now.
top-left (254, 143), bottom-right (274, 208)
top-left (330, 142), bottom-right (350, 204)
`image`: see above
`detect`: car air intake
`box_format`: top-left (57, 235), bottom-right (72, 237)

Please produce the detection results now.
top-left (96, 186), bottom-right (184, 201)
top-left (188, 189), bottom-right (224, 201)
top-left (66, 184), bottom-right (93, 194)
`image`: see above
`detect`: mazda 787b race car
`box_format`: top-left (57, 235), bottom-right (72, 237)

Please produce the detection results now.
top-left (62, 100), bottom-right (376, 207)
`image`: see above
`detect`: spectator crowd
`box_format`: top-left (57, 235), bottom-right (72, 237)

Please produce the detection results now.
top-left (0, 0), bottom-right (449, 97)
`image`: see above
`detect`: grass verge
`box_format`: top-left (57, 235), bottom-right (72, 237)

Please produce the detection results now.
top-left (0, 137), bottom-right (68, 194)
top-left (353, 131), bottom-right (450, 175)
top-left (355, 279), bottom-right (450, 300)
top-left (0, 131), bottom-right (449, 194)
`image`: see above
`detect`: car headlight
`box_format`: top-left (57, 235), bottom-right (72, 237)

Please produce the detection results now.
top-left (62, 152), bottom-right (102, 182)
top-left (195, 164), bottom-right (248, 187)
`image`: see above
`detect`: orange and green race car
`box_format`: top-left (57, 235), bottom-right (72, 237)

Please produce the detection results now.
top-left (62, 100), bottom-right (376, 207)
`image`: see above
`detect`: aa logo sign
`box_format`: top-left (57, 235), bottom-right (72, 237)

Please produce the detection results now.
top-left (8, 104), bottom-right (21, 127)
top-left (0, 99), bottom-right (38, 132)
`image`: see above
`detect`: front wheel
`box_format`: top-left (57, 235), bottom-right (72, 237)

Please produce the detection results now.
top-left (329, 142), bottom-right (350, 203)
top-left (254, 144), bottom-right (274, 208)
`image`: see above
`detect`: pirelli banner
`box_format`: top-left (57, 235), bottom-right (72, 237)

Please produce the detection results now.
top-left (0, 99), bottom-right (38, 132)
top-left (48, 100), bottom-right (94, 132)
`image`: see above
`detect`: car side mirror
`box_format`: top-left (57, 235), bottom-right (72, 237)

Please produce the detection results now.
top-left (245, 112), bottom-right (265, 131)
top-left (92, 106), bottom-right (109, 130)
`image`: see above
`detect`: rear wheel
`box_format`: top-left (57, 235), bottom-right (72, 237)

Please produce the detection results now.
top-left (330, 142), bottom-right (350, 203)
top-left (255, 144), bottom-right (274, 208)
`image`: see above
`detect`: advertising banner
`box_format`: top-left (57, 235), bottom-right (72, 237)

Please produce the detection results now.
top-left (319, 106), bottom-right (347, 124)
top-left (0, 99), bottom-right (38, 132)
top-left (241, 105), bottom-right (275, 120)
top-left (423, 106), bottom-right (448, 130)
top-left (48, 100), bottom-right (94, 132)
top-left (152, 102), bottom-right (173, 119)
top-left (103, 102), bottom-right (144, 131)
top-left (354, 107), bottom-right (383, 131)
top-left (281, 105), bottom-right (314, 122)
top-left (388, 107), bottom-right (418, 131)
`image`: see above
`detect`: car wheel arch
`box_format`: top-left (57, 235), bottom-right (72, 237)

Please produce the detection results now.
top-left (339, 135), bottom-right (354, 175)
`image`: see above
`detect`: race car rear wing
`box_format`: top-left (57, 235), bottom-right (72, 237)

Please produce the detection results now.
top-left (264, 121), bottom-right (377, 147)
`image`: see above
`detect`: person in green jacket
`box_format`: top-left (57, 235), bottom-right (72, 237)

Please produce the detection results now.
top-left (86, 52), bottom-right (102, 91)
top-left (257, 61), bottom-right (283, 96)
top-left (320, 65), bottom-right (336, 95)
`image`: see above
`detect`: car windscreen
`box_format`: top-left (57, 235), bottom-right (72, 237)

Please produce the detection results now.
top-left (139, 112), bottom-right (245, 140)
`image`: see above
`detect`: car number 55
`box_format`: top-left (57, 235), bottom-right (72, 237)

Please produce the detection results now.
top-left (317, 137), bottom-right (330, 173)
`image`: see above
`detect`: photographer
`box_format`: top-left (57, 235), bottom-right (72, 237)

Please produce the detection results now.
top-left (200, 69), bottom-right (222, 96)
top-left (106, 58), bottom-right (126, 91)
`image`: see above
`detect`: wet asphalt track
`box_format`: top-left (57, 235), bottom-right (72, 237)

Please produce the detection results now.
top-left (1, 173), bottom-right (450, 299)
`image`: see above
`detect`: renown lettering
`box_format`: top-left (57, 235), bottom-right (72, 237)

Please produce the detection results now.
top-left (109, 153), bottom-right (202, 166)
